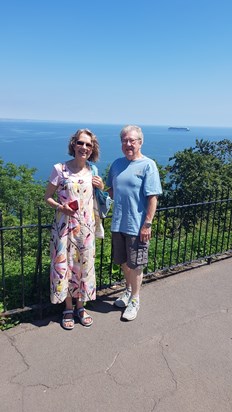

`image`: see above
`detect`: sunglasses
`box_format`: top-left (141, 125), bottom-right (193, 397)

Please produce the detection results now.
top-left (75, 140), bottom-right (93, 149)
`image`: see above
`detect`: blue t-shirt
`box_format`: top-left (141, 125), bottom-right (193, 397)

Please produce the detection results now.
top-left (106, 156), bottom-right (162, 235)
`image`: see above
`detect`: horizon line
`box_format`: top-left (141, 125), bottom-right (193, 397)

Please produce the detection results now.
top-left (0, 117), bottom-right (232, 129)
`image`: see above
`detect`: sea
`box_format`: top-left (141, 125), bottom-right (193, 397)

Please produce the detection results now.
top-left (0, 119), bottom-right (232, 183)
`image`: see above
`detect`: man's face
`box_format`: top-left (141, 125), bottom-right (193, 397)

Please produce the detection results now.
top-left (121, 130), bottom-right (142, 160)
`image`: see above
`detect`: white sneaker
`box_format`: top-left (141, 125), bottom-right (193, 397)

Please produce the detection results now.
top-left (122, 299), bottom-right (140, 321)
top-left (114, 289), bottom-right (131, 308)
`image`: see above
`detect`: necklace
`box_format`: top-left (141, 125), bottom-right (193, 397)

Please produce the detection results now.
top-left (67, 161), bottom-right (87, 175)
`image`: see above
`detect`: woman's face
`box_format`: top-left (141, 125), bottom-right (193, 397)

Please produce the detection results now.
top-left (74, 133), bottom-right (93, 160)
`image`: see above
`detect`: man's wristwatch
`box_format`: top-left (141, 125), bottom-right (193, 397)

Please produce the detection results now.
top-left (143, 221), bottom-right (152, 228)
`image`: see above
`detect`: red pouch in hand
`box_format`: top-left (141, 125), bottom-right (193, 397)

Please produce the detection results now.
top-left (69, 200), bottom-right (78, 210)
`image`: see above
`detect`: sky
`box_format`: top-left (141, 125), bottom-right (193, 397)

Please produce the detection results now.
top-left (1, 0), bottom-right (232, 127)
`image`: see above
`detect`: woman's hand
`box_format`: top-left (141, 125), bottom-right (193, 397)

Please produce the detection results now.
top-left (92, 175), bottom-right (104, 190)
top-left (58, 203), bottom-right (77, 217)
top-left (45, 182), bottom-right (77, 217)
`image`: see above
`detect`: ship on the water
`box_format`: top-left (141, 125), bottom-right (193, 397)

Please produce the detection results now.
top-left (168, 127), bottom-right (190, 131)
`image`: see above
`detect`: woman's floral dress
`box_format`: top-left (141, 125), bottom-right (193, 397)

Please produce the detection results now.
top-left (49, 162), bottom-right (96, 304)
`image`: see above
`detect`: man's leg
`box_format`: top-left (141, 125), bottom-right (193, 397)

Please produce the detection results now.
top-left (121, 236), bottom-right (147, 321)
top-left (122, 269), bottom-right (142, 321)
top-left (113, 234), bottom-right (133, 308)
top-left (129, 267), bottom-right (143, 300)
top-left (121, 262), bottom-right (132, 289)
top-left (121, 263), bottom-right (143, 298)
top-left (114, 263), bottom-right (132, 308)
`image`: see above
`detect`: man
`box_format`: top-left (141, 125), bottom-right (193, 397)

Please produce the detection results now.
top-left (106, 125), bottom-right (162, 321)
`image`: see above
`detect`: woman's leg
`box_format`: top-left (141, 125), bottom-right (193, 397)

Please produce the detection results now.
top-left (62, 296), bottom-right (74, 329)
top-left (76, 299), bottom-right (93, 325)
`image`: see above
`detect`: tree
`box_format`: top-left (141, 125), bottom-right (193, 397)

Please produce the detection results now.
top-left (166, 139), bottom-right (232, 204)
top-left (0, 159), bottom-right (53, 223)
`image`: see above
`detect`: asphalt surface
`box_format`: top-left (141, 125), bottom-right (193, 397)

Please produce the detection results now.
top-left (1, 257), bottom-right (232, 412)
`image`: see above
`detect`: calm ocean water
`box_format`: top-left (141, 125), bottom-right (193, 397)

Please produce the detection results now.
top-left (0, 119), bottom-right (232, 182)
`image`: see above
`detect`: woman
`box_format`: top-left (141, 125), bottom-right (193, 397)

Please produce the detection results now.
top-left (45, 128), bottom-right (104, 330)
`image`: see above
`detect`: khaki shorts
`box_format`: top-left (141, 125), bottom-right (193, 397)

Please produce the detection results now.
top-left (112, 232), bottom-right (149, 270)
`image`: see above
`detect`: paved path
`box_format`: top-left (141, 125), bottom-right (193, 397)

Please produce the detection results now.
top-left (1, 258), bottom-right (232, 412)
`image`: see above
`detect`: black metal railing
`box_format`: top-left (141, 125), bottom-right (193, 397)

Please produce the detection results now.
top-left (1, 194), bottom-right (232, 316)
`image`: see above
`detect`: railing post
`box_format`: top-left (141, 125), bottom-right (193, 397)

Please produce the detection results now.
top-left (20, 209), bottom-right (25, 308)
top-left (37, 207), bottom-right (43, 319)
top-left (0, 210), bottom-right (6, 312)
top-left (153, 210), bottom-right (160, 271)
top-left (215, 191), bottom-right (224, 252)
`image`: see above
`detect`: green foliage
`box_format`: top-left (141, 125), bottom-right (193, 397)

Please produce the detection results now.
top-left (101, 163), bottom-right (111, 184)
top-left (0, 158), bottom-right (54, 223)
top-left (154, 161), bottom-right (169, 197)
top-left (94, 217), bottom-right (123, 287)
top-left (166, 139), bottom-right (232, 204)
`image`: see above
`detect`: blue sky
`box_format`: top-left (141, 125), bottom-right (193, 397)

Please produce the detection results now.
top-left (1, 0), bottom-right (232, 127)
